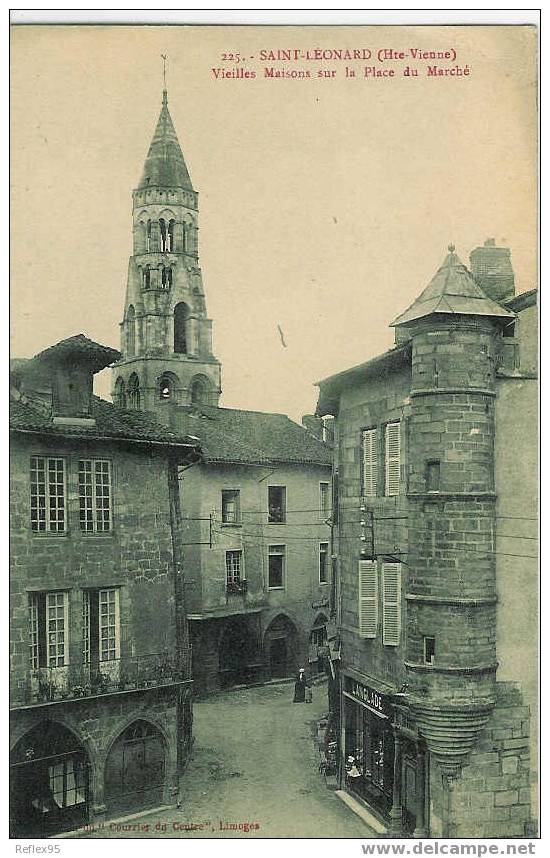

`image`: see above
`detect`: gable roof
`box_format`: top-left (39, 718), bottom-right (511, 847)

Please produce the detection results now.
top-left (10, 393), bottom-right (200, 454)
top-left (391, 246), bottom-right (515, 327)
top-left (170, 404), bottom-right (332, 467)
top-left (315, 343), bottom-right (412, 417)
top-left (32, 335), bottom-right (121, 372)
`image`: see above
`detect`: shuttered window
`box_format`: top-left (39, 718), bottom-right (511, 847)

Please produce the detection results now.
top-left (361, 429), bottom-right (378, 497)
top-left (358, 560), bottom-right (378, 638)
top-left (385, 422), bottom-right (401, 497)
top-left (382, 562), bottom-right (402, 646)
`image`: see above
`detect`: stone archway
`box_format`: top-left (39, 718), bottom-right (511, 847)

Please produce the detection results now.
top-left (10, 721), bottom-right (89, 838)
top-left (263, 613), bottom-right (299, 680)
top-left (104, 719), bottom-right (167, 816)
top-left (218, 619), bottom-right (260, 688)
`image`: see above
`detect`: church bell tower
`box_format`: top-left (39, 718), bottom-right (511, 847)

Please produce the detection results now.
top-left (112, 81), bottom-right (221, 416)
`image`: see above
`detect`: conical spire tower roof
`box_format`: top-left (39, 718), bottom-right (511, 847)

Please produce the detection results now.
top-left (138, 90), bottom-right (193, 190)
top-left (391, 245), bottom-right (515, 327)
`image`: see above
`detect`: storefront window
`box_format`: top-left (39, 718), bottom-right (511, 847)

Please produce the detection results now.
top-left (344, 696), bottom-right (394, 817)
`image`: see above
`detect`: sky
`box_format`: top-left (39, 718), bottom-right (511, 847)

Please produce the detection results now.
top-left (10, 25), bottom-right (537, 421)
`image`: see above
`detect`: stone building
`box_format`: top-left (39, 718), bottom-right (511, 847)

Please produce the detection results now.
top-left (10, 335), bottom-right (200, 837)
top-left (316, 241), bottom-right (537, 838)
top-left (111, 88), bottom-right (333, 694)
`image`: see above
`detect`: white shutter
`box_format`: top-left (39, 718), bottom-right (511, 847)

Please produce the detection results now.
top-left (385, 422), bottom-right (401, 497)
top-left (382, 562), bottom-right (401, 646)
top-left (362, 429), bottom-right (378, 497)
top-left (358, 560), bottom-right (378, 638)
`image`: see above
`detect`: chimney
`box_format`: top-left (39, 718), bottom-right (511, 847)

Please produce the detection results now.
top-left (32, 335), bottom-right (120, 426)
top-left (302, 414), bottom-right (324, 441)
top-left (302, 414), bottom-right (334, 445)
top-left (469, 238), bottom-right (515, 304)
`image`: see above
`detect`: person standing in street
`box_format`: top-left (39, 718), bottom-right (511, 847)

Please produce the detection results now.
top-left (293, 668), bottom-right (307, 703)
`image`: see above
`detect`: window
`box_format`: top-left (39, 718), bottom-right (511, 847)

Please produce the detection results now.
top-left (384, 422), bottom-right (401, 497)
top-left (146, 219), bottom-right (151, 252)
top-left (161, 266), bottom-right (172, 288)
top-left (49, 758), bottom-right (86, 809)
top-left (361, 428), bottom-right (378, 497)
top-left (78, 460), bottom-right (112, 533)
top-left (426, 460), bottom-right (440, 493)
top-left (127, 373), bottom-right (141, 410)
top-left (159, 218), bottom-right (167, 252)
top-left (83, 588), bottom-right (120, 664)
top-left (114, 377), bottom-right (126, 408)
top-left (382, 562), bottom-right (402, 646)
top-left (174, 302), bottom-right (189, 354)
top-left (225, 550), bottom-right (242, 585)
top-left (222, 489), bottom-right (240, 524)
top-left (319, 482), bottom-right (330, 520)
top-left (424, 636), bottom-right (435, 665)
top-left (358, 560), bottom-right (377, 638)
top-left (28, 592), bottom-right (69, 668)
top-left (191, 377), bottom-right (208, 405)
top-left (30, 457), bottom-right (66, 533)
top-left (268, 545), bottom-right (285, 589)
top-left (126, 305), bottom-right (136, 356)
top-left (268, 486), bottom-right (286, 523)
top-left (168, 219), bottom-right (175, 252)
top-left (319, 542), bottom-right (329, 584)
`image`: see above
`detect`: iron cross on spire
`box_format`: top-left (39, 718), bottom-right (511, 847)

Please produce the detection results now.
top-left (161, 54), bottom-right (168, 102)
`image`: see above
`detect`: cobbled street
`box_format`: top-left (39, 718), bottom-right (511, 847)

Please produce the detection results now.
top-left (84, 681), bottom-right (374, 839)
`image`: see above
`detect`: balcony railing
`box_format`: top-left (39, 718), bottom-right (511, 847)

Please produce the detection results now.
top-left (226, 579), bottom-right (248, 596)
top-left (12, 650), bottom-right (192, 708)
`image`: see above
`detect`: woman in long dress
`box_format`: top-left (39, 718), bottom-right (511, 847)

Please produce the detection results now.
top-left (293, 668), bottom-right (307, 703)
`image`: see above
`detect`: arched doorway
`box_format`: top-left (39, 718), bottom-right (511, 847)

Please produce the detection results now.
top-left (10, 721), bottom-right (89, 838)
top-left (218, 620), bottom-right (259, 688)
top-left (104, 720), bottom-right (166, 815)
top-left (264, 614), bottom-right (298, 679)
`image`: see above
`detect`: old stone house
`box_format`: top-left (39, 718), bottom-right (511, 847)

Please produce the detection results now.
top-left (9, 335), bottom-right (199, 837)
top-left (111, 88), bottom-right (333, 694)
top-left (316, 240), bottom-right (537, 838)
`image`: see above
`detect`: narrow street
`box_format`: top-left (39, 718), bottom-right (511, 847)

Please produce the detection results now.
top-left (86, 681), bottom-right (374, 838)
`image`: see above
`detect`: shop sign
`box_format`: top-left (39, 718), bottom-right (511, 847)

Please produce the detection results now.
top-left (344, 675), bottom-right (392, 716)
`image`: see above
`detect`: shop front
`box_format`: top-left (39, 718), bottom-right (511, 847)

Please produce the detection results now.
top-left (341, 673), bottom-right (428, 836)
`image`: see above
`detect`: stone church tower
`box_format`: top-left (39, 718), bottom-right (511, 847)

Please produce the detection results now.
top-left (112, 87), bottom-right (221, 415)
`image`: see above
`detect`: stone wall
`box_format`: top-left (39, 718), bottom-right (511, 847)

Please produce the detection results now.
top-left (10, 433), bottom-right (193, 820)
top-left (182, 461), bottom-right (332, 694)
top-left (429, 683), bottom-right (532, 838)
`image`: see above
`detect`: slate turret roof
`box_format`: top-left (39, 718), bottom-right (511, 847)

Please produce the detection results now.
top-left (391, 246), bottom-right (515, 327)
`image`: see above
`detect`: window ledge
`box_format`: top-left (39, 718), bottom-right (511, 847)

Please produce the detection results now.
top-left (79, 532), bottom-right (115, 538)
top-left (221, 523), bottom-right (242, 529)
top-left (31, 531), bottom-right (69, 538)
top-left (268, 586), bottom-right (285, 591)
